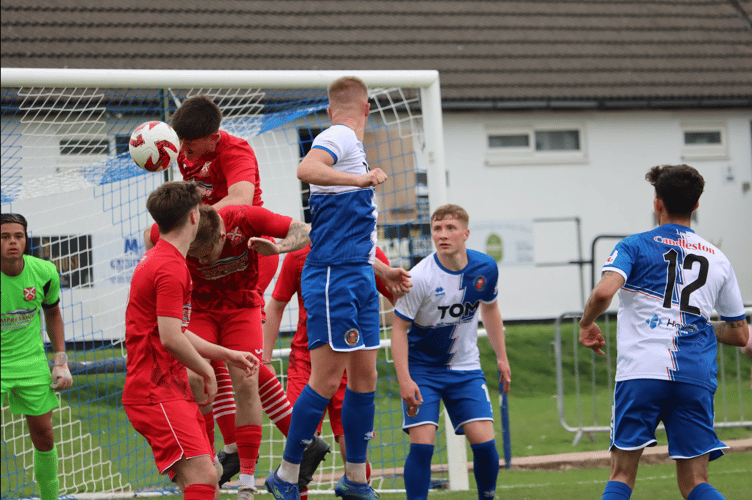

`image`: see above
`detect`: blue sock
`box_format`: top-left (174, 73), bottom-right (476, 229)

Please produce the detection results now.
top-left (471, 440), bottom-right (499, 500)
top-left (688, 483), bottom-right (725, 500)
top-left (282, 384), bottom-right (329, 464)
top-left (404, 443), bottom-right (433, 500)
top-left (341, 387), bottom-right (375, 463)
top-left (602, 481), bottom-right (632, 499)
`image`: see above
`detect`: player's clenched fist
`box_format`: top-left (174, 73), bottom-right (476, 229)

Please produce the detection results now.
top-left (357, 168), bottom-right (387, 187)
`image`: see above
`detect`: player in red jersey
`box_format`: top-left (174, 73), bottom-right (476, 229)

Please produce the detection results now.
top-left (147, 202), bottom-right (310, 499)
top-left (262, 245), bottom-right (395, 498)
top-left (123, 182), bottom-right (258, 500)
top-left (171, 95), bottom-right (298, 485)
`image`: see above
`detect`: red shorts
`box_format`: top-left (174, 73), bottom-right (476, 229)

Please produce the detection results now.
top-left (125, 400), bottom-right (212, 480)
top-left (287, 348), bottom-right (346, 437)
top-left (188, 307), bottom-right (262, 355)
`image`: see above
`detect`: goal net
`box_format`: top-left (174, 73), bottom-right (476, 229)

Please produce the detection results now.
top-left (1, 68), bottom-right (448, 497)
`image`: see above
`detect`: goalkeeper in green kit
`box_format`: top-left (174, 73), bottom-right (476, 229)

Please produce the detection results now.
top-left (1, 213), bottom-right (72, 500)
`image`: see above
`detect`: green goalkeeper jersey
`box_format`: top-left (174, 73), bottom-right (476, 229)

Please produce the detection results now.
top-left (1, 255), bottom-right (61, 379)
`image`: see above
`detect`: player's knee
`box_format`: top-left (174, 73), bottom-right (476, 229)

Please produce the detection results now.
top-left (232, 372), bottom-right (258, 401)
top-left (346, 368), bottom-right (377, 392)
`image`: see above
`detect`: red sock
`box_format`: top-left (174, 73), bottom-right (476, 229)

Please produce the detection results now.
top-left (366, 460), bottom-right (372, 484)
top-left (236, 424), bottom-right (262, 475)
top-left (211, 360), bottom-right (237, 446)
top-left (184, 483), bottom-right (216, 500)
top-left (259, 363), bottom-right (292, 436)
top-left (300, 488), bottom-right (308, 500)
top-left (202, 411), bottom-right (216, 456)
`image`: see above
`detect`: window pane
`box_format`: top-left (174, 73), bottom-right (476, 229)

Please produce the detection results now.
top-left (59, 138), bottom-right (109, 155)
top-left (488, 134), bottom-right (529, 148)
top-left (535, 130), bottom-right (580, 151)
top-left (684, 131), bottom-right (721, 145)
top-left (115, 134), bottom-right (131, 155)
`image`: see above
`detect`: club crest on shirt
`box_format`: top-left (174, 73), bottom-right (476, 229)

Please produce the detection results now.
top-left (344, 328), bottom-right (360, 346)
top-left (473, 276), bottom-right (486, 291)
top-left (199, 162), bottom-right (212, 176)
top-left (605, 250), bottom-right (618, 265)
top-left (226, 227), bottom-right (244, 245)
top-left (23, 287), bottom-right (36, 301)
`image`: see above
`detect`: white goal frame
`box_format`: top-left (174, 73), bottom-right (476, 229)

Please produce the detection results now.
top-left (1, 68), bottom-right (447, 217)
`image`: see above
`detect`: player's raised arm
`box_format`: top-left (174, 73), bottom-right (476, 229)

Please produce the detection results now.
top-left (248, 219), bottom-right (310, 256)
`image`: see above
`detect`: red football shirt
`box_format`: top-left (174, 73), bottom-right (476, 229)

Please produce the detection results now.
top-left (122, 239), bottom-right (193, 405)
top-left (178, 130), bottom-right (263, 207)
top-left (272, 245), bottom-right (394, 361)
top-left (150, 205), bottom-right (292, 310)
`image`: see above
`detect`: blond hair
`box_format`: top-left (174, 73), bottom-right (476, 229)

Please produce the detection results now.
top-left (327, 76), bottom-right (368, 106)
top-left (431, 204), bottom-right (469, 228)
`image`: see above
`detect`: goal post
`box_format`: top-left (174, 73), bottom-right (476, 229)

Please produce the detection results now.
top-left (1, 68), bottom-right (458, 498)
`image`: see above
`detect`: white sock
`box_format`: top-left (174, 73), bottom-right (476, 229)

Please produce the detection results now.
top-left (224, 442), bottom-right (238, 453)
top-left (278, 459), bottom-right (300, 484)
top-left (345, 461), bottom-right (367, 484)
top-left (239, 473), bottom-right (255, 489)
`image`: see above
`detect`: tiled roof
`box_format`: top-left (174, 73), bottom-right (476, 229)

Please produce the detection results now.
top-left (2, 0), bottom-right (751, 107)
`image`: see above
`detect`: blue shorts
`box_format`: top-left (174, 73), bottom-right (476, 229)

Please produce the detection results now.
top-left (402, 369), bottom-right (493, 435)
top-left (611, 379), bottom-right (727, 461)
top-left (301, 263), bottom-right (380, 351)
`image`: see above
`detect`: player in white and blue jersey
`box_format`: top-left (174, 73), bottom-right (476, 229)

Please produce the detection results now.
top-left (392, 204), bottom-right (512, 500)
top-left (579, 164), bottom-right (749, 500)
top-left (266, 76), bottom-right (411, 500)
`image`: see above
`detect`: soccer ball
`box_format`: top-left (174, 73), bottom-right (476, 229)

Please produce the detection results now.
top-left (128, 121), bottom-right (180, 172)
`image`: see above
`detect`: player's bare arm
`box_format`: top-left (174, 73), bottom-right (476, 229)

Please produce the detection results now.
top-left (480, 301), bottom-right (511, 393)
top-left (184, 329), bottom-right (258, 376)
top-left (44, 304), bottom-right (72, 391)
top-left (248, 220), bottom-right (311, 256)
top-left (579, 271), bottom-right (625, 355)
top-left (391, 315), bottom-right (423, 408)
top-left (711, 318), bottom-right (750, 347)
top-left (211, 180), bottom-right (255, 210)
top-left (297, 148), bottom-right (385, 188)
top-left (373, 258), bottom-right (412, 297)
top-left (742, 330), bottom-right (752, 358)
top-left (157, 316), bottom-right (217, 405)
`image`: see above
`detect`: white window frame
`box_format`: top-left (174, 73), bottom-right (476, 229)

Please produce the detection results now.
top-left (56, 134), bottom-right (113, 171)
top-left (485, 122), bottom-right (587, 166)
top-left (680, 122), bottom-right (728, 161)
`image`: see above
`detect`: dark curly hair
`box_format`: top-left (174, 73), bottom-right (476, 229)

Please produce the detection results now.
top-left (645, 164), bottom-right (704, 216)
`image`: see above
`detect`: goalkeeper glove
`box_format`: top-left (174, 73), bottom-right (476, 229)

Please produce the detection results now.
top-left (50, 352), bottom-right (73, 390)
